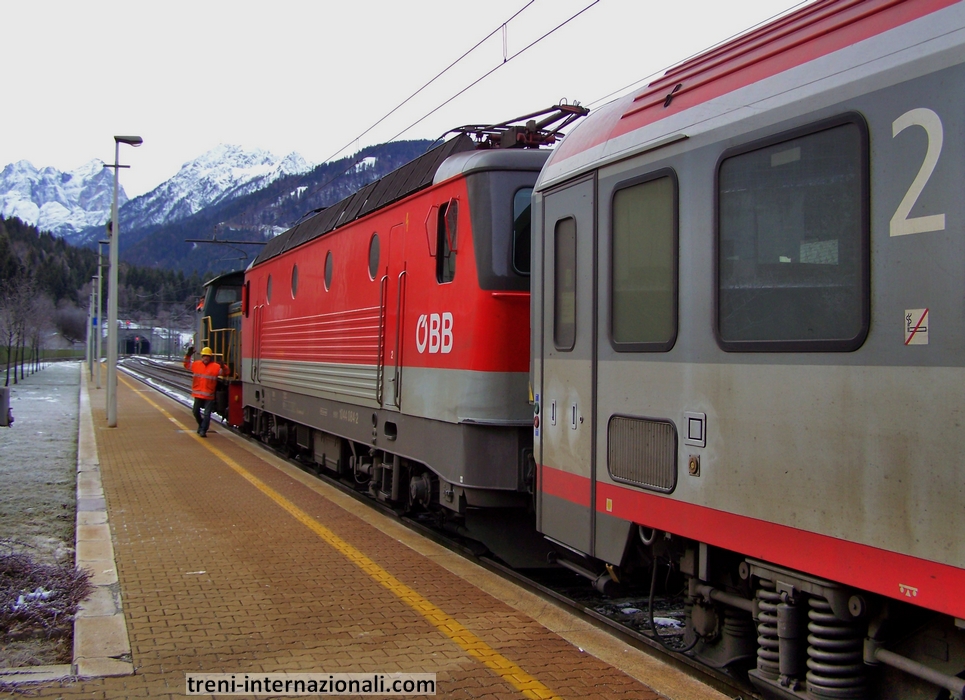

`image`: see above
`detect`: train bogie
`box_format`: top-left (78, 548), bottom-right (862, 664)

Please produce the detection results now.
top-left (533, 1), bottom-right (965, 697)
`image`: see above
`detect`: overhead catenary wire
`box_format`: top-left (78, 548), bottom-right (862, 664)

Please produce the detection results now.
top-left (292, 1), bottom-right (538, 220)
top-left (289, 0), bottom-right (806, 229)
top-left (294, 0), bottom-right (599, 224)
top-left (316, 1), bottom-right (537, 170)
top-left (389, 0), bottom-right (601, 145)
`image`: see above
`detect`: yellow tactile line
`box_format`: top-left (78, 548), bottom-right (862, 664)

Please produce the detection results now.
top-left (123, 376), bottom-right (562, 700)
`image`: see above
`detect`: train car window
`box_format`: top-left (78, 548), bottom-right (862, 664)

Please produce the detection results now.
top-left (291, 265), bottom-right (298, 298)
top-left (610, 172), bottom-right (677, 351)
top-left (324, 251), bottom-right (333, 291)
top-left (717, 115), bottom-right (869, 351)
top-left (266, 275), bottom-right (272, 305)
top-left (554, 217), bottom-right (577, 350)
top-left (436, 201), bottom-right (457, 284)
top-left (368, 233), bottom-right (380, 281)
top-left (512, 188), bottom-right (533, 275)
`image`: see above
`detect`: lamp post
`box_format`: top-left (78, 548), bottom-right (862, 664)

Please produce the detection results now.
top-left (106, 135), bottom-right (142, 427)
top-left (96, 239), bottom-right (109, 389)
top-left (91, 278), bottom-right (99, 378)
top-left (87, 284), bottom-right (94, 378)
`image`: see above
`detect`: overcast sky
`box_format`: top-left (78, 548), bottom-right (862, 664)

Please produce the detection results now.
top-left (2, 0), bottom-right (805, 197)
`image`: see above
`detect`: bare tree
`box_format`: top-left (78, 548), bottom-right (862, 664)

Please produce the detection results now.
top-left (0, 276), bottom-right (36, 385)
top-left (10, 277), bottom-right (37, 382)
top-left (0, 287), bottom-right (12, 387)
top-left (28, 295), bottom-right (55, 372)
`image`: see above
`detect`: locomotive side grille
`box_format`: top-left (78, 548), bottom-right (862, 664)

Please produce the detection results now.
top-left (261, 307), bottom-right (382, 363)
top-left (257, 307), bottom-right (383, 402)
top-left (607, 416), bottom-right (677, 493)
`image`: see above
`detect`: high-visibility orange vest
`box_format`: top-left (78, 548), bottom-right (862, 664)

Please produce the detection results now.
top-left (184, 357), bottom-right (223, 400)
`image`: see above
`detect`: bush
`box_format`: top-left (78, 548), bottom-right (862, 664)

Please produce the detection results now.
top-left (0, 545), bottom-right (93, 641)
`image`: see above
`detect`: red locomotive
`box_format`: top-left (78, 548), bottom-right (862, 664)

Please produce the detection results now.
top-left (223, 106), bottom-right (586, 566)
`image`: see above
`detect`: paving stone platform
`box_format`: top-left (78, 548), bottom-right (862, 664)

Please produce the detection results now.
top-left (2, 368), bottom-right (731, 699)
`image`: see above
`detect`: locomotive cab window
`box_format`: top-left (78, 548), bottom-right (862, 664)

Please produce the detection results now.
top-left (291, 265), bottom-right (298, 298)
top-left (717, 115), bottom-right (869, 351)
top-left (554, 217), bottom-right (577, 350)
top-left (436, 200), bottom-right (457, 284)
top-left (512, 187), bottom-right (533, 275)
top-left (611, 172), bottom-right (677, 351)
top-left (324, 251), bottom-right (333, 291)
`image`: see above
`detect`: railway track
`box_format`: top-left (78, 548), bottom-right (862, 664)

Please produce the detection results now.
top-left (120, 356), bottom-right (754, 699)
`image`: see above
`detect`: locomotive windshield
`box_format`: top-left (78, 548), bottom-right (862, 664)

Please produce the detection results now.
top-left (467, 171), bottom-right (541, 291)
top-left (214, 286), bottom-right (241, 304)
top-left (512, 188), bottom-right (533, 275)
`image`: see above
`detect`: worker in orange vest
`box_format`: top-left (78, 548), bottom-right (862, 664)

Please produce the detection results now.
top-left (183, 346), bottom-right (225, 437)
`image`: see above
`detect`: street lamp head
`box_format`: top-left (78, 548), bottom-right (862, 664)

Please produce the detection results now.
top-left (114, 135), bottom-right (143, 147)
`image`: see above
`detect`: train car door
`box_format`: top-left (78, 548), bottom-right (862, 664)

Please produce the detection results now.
top-left (536, 175), bottom-right (596, 555)
top-left (250, 301), bottom-right (263, 384)
top-left (381, 223), bottom-right (407, 409)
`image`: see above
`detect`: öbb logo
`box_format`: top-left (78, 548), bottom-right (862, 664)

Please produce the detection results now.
top-left (416, 313), bottom-right (453, 354)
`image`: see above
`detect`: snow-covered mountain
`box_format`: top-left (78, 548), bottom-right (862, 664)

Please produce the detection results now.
top-left (0, 159), bottom-right (123, 237)
top-left (2, 139), bottom-right (434, 275)
top-left (111, 145), bottom-right (310, 238)
top-left (0, 145), bottom-right (311, 246)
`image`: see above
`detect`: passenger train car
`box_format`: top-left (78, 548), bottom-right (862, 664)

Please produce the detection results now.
top-left (532, 0), bottom-right (965, 697)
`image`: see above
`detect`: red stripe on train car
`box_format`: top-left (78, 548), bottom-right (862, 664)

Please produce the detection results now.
top-left (540, 462), bottom-right (592, 507)
top-left (540, 464), bottom-right (965, 619)
top-left (552, 0), bottom-right (959, 165)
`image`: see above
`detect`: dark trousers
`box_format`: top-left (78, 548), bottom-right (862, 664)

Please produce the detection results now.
top-left (192, 397), bottom-right (216, 435)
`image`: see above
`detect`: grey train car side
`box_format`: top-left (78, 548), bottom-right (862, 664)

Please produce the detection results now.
top-left (532, 1), bottom-right (965, 698)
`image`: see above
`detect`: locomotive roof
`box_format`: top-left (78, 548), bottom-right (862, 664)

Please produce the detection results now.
top-left (252, 135), bottom-right (477, 267)
top-left (432, 148), bottom-right (551, 185)
top-left (202, 269), bottom-right (244, 289)
top-left (539, 0), bottom-right (957, 189)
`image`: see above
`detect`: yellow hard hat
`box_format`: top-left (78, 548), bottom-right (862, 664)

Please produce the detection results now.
top-left (200, 347), bottom-right (214, 356)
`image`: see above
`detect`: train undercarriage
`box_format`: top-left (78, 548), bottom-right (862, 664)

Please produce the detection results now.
top-left (552, 526), bottom-right (965, 700)
top-left (240, 404), bottom-right (554, 570)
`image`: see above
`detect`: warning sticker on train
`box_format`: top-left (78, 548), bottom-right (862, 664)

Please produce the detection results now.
top-left (904, 309), bottom-right (929, 345)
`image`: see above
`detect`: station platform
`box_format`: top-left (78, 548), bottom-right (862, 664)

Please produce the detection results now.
top-left (9, 369), bottom-right (731, 699)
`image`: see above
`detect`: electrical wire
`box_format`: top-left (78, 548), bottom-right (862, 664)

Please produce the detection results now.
top-left (387, 0), bottom-right (600, 144)
top-left (302, 0), bottom-right (805, 216)
top-left (316, 1), bottom-right (537, 169)
top-left (295, 0), bottom-right (599, 222)
top-left (294, 1), bottom-right (539, 216)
